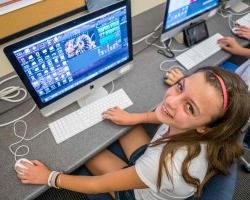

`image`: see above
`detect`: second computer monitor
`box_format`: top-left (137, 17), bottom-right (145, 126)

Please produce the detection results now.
top-left (161, 0), bottom-right (220, 42)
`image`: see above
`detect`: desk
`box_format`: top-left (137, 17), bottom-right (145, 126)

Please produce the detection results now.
top-left (0, 8), bottom-right (249, 200)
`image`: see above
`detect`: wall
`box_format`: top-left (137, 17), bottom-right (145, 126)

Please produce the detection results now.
top-left (131, 0), bottom-right (165, 16)
top-left (0, 0), bottom-right (165, 77)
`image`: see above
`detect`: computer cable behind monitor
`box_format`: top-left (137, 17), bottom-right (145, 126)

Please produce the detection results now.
top-left (0, 75), bottom-right (37, 127)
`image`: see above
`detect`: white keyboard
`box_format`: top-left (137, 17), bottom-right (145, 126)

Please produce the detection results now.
top-left (176, 33), bottom-right (223, 70)
top-left (49, 89), bottom-right (133, 144)
top-left (236, 12), bottom-right (250, 27)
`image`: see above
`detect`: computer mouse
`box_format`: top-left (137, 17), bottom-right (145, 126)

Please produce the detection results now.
top-left (14, 158), bottom-right (34, 172)
top-left (231, 27), bottom-right (238, 34)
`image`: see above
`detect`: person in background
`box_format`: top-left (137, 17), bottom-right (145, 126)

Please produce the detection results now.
top-left (218, 25), bottom-right (250, 58)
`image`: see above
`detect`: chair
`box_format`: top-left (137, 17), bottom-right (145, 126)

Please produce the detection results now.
top-left (186, 163), bottom-right (237, 200)
top-left (240, 122), bottom-right (250, 173)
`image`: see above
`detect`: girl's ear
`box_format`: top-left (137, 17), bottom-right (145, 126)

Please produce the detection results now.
top-left (196, 126), bottom-right (209, 135)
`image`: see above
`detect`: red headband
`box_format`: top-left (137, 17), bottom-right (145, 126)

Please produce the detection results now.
top-left (215, 75), bottom-right (228, 111)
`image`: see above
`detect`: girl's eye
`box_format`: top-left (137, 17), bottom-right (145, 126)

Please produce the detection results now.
top-left (176, 82), bottom-right (183, 92)
top-left (187, 103), bottom-right (194, 115)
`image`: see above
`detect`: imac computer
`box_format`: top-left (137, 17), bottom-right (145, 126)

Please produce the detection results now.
top-left (4, 1), bottom-right (133, 117)
top-left (161, 0), bottom-right (221, 42)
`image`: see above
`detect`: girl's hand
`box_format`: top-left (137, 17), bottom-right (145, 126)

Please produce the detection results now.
top-left (234, 26), bottom-right (250, 40)
top-left (16, 160), bottom-right (51, 185)
top-left (102, 107), bottom-right (140, 125)
top-left (218, 37), bottom-right (244, 55)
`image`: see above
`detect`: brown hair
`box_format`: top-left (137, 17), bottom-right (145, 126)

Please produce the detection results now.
top-left (151, 66), bottom-right (250, 197)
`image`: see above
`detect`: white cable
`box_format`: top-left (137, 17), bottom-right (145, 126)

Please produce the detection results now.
top-left (8, 120), bottom-right (49, 161)
top-left (217, 7), bottom-right (231, 18)
top-left (133, 32), bottom-right (157, 45)
top-left (0, 75), bottom-right (27, 103)
top-left (228, 14), bottom-right (235, 30)
top-left (222, 8), bottom-right (250, 16)
top-left (132, 22), bottom-right (163, 46)
top-left (1, 75), bottom-right (48, 162)
top-left (145, 37), bottom-right (166, 49)
top-left (109, 81), bottom-right (115, 94)
top-left (159, 59), bottom-right (177, 71)
top-left (0, 103), bottom-right (37, 127)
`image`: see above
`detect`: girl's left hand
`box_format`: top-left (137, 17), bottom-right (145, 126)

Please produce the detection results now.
top-left (16, 160), bottom-right (51, 185)
top-left (102, 107), bottom-right (139, 125)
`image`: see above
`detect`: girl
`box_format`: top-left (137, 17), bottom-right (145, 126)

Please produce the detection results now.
top-left (16, 66), bottom-right (250, 200)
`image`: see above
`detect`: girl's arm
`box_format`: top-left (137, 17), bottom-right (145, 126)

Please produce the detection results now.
top-left (58, 166), bottom-right (146, 194)
top-left (16, 160), bottom-right (147, 194)
top-left (102, 107), bottom-right (161, 125)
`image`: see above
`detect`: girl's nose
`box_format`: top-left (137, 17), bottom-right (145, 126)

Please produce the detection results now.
top-left (166, 94), bottom-right (182, 110)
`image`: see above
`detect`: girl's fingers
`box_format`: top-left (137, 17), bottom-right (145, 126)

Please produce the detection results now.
top-left (164, 79), bottom-right (175, 85)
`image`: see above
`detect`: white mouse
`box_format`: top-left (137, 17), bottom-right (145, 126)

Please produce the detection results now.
top-left (232, 27), bottom-right (238, 34)
top-left (14, 158), bottom-right (34, 172)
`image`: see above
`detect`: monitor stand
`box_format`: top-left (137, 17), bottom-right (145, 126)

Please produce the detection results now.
top-left (77, 87), bottom-right (108, 107)
top-left (230, 1), bottom-right (249, 12)
top-left (174, 32), bottom-right (184, 44)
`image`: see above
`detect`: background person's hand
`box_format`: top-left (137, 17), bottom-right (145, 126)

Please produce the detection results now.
top-left (102, 107), bottom-right (140, 125)
top-left (16, 160), bottom-right (51, 185)
top-left (218, 37), bottom-right (244, 55)
top-left (234, 25), bottom-right (250, 40)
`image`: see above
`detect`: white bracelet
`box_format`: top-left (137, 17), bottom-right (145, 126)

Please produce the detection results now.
top-left (47, 171), bottom-right (56, 187)
top-left (51, 172), bottom-right (61, 188)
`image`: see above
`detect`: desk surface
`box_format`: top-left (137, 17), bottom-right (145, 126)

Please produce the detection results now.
top-left (0, 9), bottom-right (249, 200)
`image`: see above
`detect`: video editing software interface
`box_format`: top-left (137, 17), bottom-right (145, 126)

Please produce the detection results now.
top-left (12, 6), bottom-right (129, 104)
top-left (164, 0), bottom-right (219, 30)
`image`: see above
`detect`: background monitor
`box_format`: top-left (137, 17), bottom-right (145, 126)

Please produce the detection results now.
top-left (4, 0), bottom-right (133, 117)
top-left (161, 0), bottom-right (220, 42)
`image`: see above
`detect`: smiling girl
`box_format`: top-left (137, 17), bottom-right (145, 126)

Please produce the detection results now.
top-left (16, 66), bottom-right (250, 200)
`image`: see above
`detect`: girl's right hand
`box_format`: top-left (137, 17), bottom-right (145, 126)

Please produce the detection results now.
top-left (102, 107), bottom-right (139, 125)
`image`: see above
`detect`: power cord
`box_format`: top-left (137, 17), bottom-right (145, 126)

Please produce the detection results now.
top-left (0, 75), bottom-right (38, 127)
top-left (109, 81), bottom-right (115, 94)
top-left (0, 74), bottom-right (48, 161)
top-left (0, 75), bottom-right (27, 103)
top-left (9, 120), bottom-right (49, 162)
top-left (157, 39), bottom-right (175, 58)
top-left (0, 104), bottom-right (37, 127)
top-left (132, 22), bottom-right (163, 46)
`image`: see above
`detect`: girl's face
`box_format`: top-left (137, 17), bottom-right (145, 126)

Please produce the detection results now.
top-left (156, 72), bottom-right (223, 134)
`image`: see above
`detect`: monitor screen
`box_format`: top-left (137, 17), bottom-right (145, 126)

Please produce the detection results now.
top-left (4, 1), bottom-right (132, 110)
top-left (163, 0), bottom-right (220, 32)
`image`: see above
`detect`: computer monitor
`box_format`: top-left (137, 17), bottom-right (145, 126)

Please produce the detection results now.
top-left (4, 1), bottom-right (133, 117)
top-left (161, 0), bottom-right (220, 42)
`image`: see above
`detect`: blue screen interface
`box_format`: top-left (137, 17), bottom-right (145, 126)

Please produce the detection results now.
top-left (164, 0), bottom-right (219, 30)
top-left (13, 6), bottom-right (129, 103)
